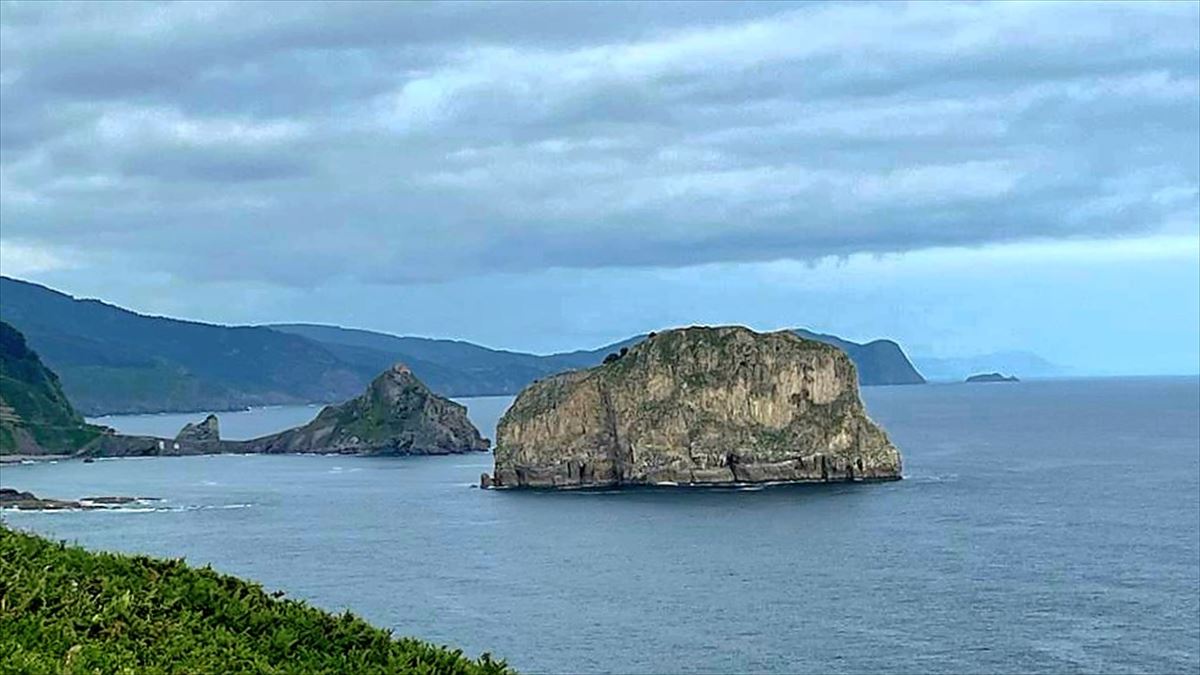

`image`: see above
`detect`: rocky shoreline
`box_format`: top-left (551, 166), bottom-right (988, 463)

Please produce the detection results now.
top-left (0, 488), bottom-right (158, 511)
top-left (6, 364), bottom-right (490, 461)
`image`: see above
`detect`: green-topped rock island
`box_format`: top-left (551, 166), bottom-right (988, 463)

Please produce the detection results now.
top-left (483, 326), bottom-right (902, 489)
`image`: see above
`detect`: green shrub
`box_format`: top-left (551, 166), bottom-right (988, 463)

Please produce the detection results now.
top-left (0, 526), bottom-right (512, 674)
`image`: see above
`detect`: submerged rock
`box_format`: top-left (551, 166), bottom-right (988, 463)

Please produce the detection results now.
top-left (485, 326), bottom-right (902, 489)
top-left (176, 414), bottom-right (220, 443)
top-left (245, 364), bottom-right (489, 455)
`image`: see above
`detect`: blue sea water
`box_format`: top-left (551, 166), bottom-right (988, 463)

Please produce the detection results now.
top-left (3, 378), bottom-right (1198, 674)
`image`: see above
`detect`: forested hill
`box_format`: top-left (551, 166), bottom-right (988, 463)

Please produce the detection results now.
top-left (0, 276), bottom-right (923, 415)
top-left (0, 276), bottom-right (369, 415)
top-left (0, 320), bottom-right (101, 453)
top-left (274, 324), bottom-right (925, 392)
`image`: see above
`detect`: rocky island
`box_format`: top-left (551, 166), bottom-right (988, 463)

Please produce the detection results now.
top-left (965, 372), bottom-right (1020, 383)
top-left (84, 364), bottom-right (489, 457)
top-left (483, 326), bottom-right (902, 489)
top-left (3, 317), bottom-right (487, 460)
top-left (243, 363), bottom-right (488, 455)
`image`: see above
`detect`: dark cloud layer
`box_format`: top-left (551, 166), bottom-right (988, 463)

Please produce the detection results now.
top-left (2, 1), bottom-right (1197, 285)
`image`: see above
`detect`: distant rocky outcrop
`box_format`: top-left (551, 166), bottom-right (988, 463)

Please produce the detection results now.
top-left (74, 364), bottom-right (488, 458)
top-left (74, 412), bottom-right (224, 457)
top-left (0, 488), bottom-right (151, 511)
top-left (965, 372), bottom-right (1019, 383)
top-left (1, 313), bottom-right (487, 459)
top-left (484, 326), bottom-right (902, 489)
top-left (244, 364), bottom-right (489, 455)
top-left (0, 488), bottom-right (80, 510)
top-left (176, 414), bottom-right (220, 443)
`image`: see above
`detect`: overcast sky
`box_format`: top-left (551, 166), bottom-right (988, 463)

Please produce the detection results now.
top-left (1, 1), bottom-right (1197, 374)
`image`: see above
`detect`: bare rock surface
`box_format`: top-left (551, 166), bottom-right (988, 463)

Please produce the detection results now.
top-left (486, 326), bottom-right (902, 489)
top-left (176, 414), bottom-right (220, 443)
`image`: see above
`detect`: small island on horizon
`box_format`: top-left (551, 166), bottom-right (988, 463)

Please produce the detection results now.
top-left (965, 372), bottom-right (1021, 383)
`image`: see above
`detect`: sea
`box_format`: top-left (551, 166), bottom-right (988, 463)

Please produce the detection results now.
top-left (3, 378), bottom-right (1198, 674)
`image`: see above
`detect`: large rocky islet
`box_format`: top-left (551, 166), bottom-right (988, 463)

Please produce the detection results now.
top-left (485, 326), bottom-right (902, 489)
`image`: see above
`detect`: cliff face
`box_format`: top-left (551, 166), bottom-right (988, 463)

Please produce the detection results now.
top-left (486, 326), bottom-right (901, 489)
top-left (245, 364), bottom-right (489, 455)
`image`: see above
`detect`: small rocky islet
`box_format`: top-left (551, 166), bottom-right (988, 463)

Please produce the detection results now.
top-left (483, 326), bottom-right (902, 489)
top-left (965, 372), bottom-right (1020, 383)
top-left (244, 363), bottom-right (488, 455)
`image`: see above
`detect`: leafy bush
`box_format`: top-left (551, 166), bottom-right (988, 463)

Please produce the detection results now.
top-left (0, 526), bottom-right (512, 674)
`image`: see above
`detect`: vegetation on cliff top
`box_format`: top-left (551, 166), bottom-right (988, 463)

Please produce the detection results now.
top-left (0, 525), bottom-right (510, 674)
top-left (0, 320), bottom-right (101, 454)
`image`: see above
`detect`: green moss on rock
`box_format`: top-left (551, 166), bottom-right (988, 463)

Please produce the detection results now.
top-left (489, 325), bottom-right (901, 489)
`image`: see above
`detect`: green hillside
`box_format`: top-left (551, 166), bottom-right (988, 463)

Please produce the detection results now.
top-left (279, 324), bottom-right (926, 390)
top-left (0, 525), bottom-right (510, 674)
top-left (0, 277), bottom-right (374, 415)
top-left (791, 329), bottom-right (926, 385)
top-left (0, 276), bottom-right (924, 415)
top-left (271, 323), bottom-right (639, 398)
top-left (0, 321), bottom-right (100, 454)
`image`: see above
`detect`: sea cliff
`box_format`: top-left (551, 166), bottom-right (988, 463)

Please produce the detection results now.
top-left (485, 326), bottom-right (901, 489)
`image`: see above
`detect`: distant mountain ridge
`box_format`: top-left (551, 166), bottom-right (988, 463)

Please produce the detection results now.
top-left (0, 277), bottom-right (368, 415)
top-left (268, 323), bottom-right (640, 397)
top-left (791, 329), bottom-right (926, 386)
top-left (0, 276), bottom-right (924, 415)
top-left (274, 324), bottom-right (924, 390)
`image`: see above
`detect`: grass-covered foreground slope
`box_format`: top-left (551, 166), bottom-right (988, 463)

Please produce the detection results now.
top-left (0, 526), bottom-right (510, 674)
top-left (0, 320), bottom-right (101, 454)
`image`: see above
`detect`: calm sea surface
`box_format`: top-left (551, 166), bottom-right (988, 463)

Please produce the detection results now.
top-left (4, 379), bottom-right (1198, 674)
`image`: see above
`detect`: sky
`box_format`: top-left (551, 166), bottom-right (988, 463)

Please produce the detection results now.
top-left (0, 1), bottom-right (1197, 374)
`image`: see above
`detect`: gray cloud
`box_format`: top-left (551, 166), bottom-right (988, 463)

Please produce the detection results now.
top-left (1, 0), bottom-right (1197, 286)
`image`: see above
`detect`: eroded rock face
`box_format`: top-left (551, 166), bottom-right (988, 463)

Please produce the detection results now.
top-left (486, 326), bottom-right (901, 489)
top-left (245, 364), bottom-right (489, 455)
top-left (176, 414), bottom-right (220, 443)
